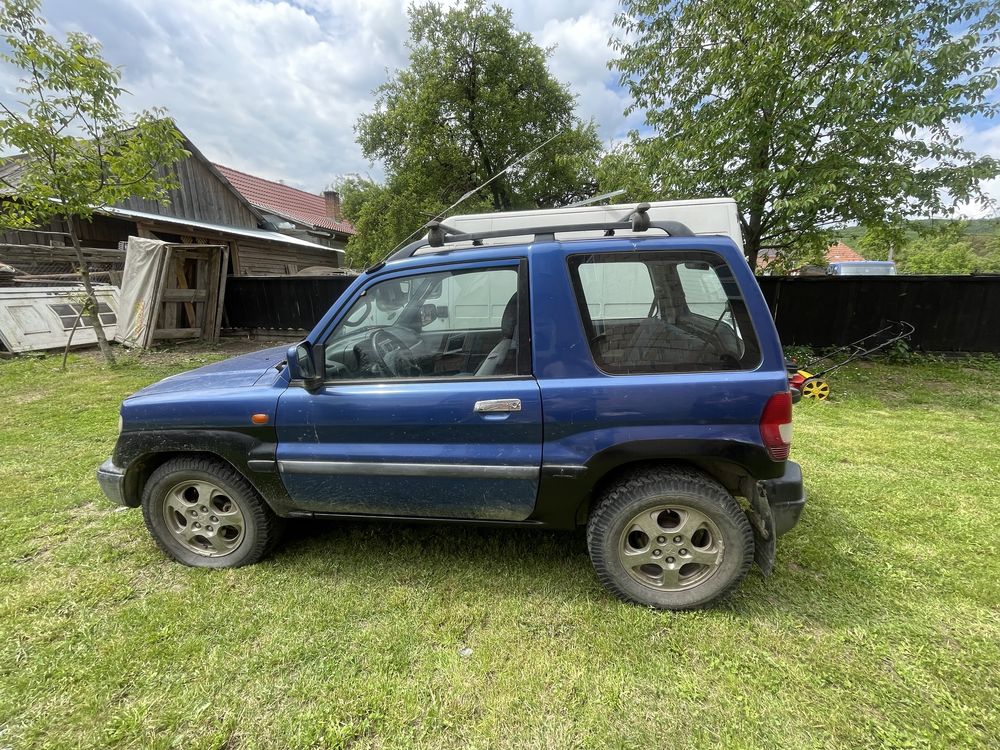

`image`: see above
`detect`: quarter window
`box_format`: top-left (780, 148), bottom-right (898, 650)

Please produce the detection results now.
top-left (569, 251), bottom-right (760, 374)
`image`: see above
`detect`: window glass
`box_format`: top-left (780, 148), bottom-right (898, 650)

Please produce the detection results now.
top-left (577, 262), bottom-right (654, 319)
top-left (676, 261), bottom-right (728, 319)
top-left (323, 266), bottom-right (523, 380)
top-left (569, 251), bottom-right (760, 374)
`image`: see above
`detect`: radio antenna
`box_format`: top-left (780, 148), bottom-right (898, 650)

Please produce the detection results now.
top-left (564, 188), bottom-right (626, 208)
top-left (374, 130), bottom-right (566, 267)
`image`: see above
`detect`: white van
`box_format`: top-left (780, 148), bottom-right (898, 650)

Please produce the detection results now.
top-left (827, 261), bottom-right (897, 276)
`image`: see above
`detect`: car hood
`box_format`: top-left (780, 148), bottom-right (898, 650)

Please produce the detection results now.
top-left (129, 345), bottom-right (288, 398)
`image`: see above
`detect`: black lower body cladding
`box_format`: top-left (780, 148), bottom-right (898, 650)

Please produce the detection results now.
top-left (762, 460), bottom-right (806, 536)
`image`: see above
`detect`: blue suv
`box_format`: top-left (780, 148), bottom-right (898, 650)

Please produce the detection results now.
top-left (97, 204), bottom-right (805, 610)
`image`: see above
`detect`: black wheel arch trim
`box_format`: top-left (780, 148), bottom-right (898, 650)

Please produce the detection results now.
top-left (112, 428), bottom-right (297, 516)
top-left (529, 438), bottom-right (783, 529)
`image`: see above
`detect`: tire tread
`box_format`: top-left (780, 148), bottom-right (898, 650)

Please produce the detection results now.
top-left (141, 455), bottom-right (284, 568)
top-left (586, 466), bottom-right (754, 610)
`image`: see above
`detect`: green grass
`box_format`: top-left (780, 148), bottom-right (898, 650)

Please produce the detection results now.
top-left (1, 350), bottom-right (998, 749)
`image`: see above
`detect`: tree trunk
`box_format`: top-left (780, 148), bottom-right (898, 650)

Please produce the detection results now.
top-left (61, 301), bottom-right (86, 371)
top-left (67, 215), bottom-right (115, 365)
top-left (744, 234), bottom-right (762, 271)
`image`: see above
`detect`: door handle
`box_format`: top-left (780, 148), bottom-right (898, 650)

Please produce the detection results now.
top-left (474, 398), bottom-right (522, 413)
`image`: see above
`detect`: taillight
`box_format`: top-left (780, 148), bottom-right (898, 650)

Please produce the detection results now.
top-left (760, 391), bottom-right (793, 460)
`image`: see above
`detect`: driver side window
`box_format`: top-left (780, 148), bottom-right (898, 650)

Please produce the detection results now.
top-left (323, 266), bottom-right (524, 381)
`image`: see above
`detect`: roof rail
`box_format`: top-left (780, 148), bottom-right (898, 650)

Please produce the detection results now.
top-left (387, 203), bottom-right (694, 262)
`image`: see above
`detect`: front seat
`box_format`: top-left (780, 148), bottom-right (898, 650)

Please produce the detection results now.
top-left (475, 293), bottom-right (517, 376)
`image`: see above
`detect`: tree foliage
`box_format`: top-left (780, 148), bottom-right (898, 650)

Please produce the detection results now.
top-left (0, 0), bottom-right (187, 363)
top-left (607, 0), bottom-right (1000, 269)
top-left (861, 220), bottom-right (1000, 274)
top-left (346, 0), bottom-right (602, 268)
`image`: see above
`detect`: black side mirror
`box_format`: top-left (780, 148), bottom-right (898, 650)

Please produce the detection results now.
top-left (420, 303), bottom-right (438, 326)
top-left (287, 342), bottom-right (325, 391)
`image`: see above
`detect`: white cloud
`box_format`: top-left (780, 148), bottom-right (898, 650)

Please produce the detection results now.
top-left (533, 7), bottom-right (642, 142)
top-left (21, 0), bottom-right (415, 191)
top-left (947, 122), bottom-right (1000, 219)
top-left (0, 0), bottom-right (637, 194)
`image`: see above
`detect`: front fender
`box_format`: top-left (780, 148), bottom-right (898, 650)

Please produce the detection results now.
top-left (112, 427), bottom-right (296, 516)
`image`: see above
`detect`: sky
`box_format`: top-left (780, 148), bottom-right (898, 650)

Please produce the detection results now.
top-left (0, 0), bottom-right (998, 217)
top-left (0, 0), bottom-right (637, 193)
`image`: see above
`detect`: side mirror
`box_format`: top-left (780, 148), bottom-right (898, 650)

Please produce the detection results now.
top-left (286, 341), bottom-right (325, 391)
top-left (420, 303), bottom-right (438, 326)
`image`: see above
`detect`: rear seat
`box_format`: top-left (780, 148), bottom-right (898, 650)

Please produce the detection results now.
top-left (596, 317), bottom-right (712, 368)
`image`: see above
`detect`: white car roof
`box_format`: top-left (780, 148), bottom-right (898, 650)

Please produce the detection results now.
top-left (441, 198), bottom-right (744, 250)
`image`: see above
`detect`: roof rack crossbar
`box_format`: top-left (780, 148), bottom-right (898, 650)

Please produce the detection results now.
top-left (389, 211), bottom-right (695, 262)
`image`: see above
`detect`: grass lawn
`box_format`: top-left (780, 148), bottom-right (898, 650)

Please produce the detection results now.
top-left (1, 347), bottom-right (998, 749)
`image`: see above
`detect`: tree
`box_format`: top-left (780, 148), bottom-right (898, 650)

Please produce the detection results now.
top-left (893, 221), bottom-right (1000, 274)
top-left (336, 172), bottom-right (461, 270)
top-left (608, 0), bottom-right (1000, 270)
top-left (856, 223), bottom-right (908, 262)
top-left (0, 0), bottom-right (187, 364)
top-left (347, 0), bottom-right (602, 268)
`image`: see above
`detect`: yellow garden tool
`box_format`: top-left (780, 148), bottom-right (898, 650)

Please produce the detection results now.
top-left (786, 321), bottom-right (914, 401)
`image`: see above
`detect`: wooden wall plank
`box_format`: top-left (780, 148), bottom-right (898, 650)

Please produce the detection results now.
top-left (114, 155), bottom-right (258, 228)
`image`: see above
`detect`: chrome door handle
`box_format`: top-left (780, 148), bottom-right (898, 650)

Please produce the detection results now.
top-left (474, 398), bottom-right (521, 413)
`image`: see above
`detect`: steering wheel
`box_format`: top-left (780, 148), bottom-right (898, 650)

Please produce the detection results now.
top-left (369, 328), bottom-right (421, 377)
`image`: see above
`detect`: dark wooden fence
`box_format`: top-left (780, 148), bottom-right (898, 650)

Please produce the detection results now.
top-left (223, 273), bottom-right (1000, 353)
top-left (223, 276), bottom-right (354, 332)
top-left (757, 275), bottom-right (1000, 352)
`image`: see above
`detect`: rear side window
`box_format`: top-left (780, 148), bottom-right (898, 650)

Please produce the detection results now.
top-left (568, 251), bottom-right (761, 374)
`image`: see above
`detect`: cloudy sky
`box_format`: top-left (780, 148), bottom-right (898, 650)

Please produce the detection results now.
top-left (0, 0), bottom-right (636, 193)
top-left (1, 0), bottom-right (998, 215)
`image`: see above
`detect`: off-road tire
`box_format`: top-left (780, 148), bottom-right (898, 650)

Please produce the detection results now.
top-left (587, 466), bottom-right (754, 610)
top-left (141, 456), bottom-right (284, 568)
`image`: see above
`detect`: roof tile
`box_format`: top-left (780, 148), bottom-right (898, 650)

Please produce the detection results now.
top-left (827, 242), bottom-right (864, 262)
top-left (214, 163), bottom-right (355, 235)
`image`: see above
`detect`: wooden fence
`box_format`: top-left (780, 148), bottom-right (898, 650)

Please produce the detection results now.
top-left (757, 275), bottom-right (1000, 353)
top-left (222, 273), bottom-right (1000, 353)
top-left (223, 276), bottom-right (355, 332)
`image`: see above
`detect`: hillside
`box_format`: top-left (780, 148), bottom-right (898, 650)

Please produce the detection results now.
top-left (837, 218), bottom-right (1000, 255)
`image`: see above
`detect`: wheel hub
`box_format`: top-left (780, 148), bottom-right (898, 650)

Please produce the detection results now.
top-left (161, 480), bottom-right (246, 557)
top-left (619, 505), bottom-right (725, 591)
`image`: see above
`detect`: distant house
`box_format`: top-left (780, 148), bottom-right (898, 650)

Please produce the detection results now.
top-left (757, 241), bottom-right (865, 274)
top-left (0, 128), bottom-right (348, 276)
top-left (826, 242), bottom-right (864, 264)
top-left (214, 164), bottom-right (354, 256)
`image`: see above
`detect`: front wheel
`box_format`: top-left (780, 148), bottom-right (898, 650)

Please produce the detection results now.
top-left (586, 467), bottom-right (754, 610)
top-left (141, 456), bottom-right (284, 568)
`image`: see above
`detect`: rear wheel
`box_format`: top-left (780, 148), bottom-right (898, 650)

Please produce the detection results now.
top-left (586, 467), bottom-right (754, 610)
top-left (141, 456), bottom-right (283, 568)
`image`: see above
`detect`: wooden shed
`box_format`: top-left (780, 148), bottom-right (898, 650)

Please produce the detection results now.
top-left (0, 129), bottom-right (347, 277)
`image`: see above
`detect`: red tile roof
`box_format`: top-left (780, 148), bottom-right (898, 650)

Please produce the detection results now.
top-left (214, 163), bottom-right (354, 235)
top-left (827, 242), bottom-right (864, 263)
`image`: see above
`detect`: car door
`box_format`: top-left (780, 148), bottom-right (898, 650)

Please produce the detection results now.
top-left (274, 260), bottom-right (542, 521)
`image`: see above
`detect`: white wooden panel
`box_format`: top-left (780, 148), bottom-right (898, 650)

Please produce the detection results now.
top-left (0, 286), bottom-right (119, 352)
